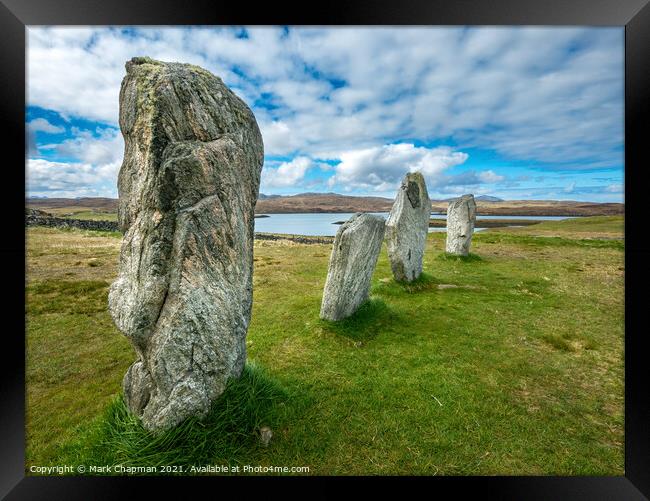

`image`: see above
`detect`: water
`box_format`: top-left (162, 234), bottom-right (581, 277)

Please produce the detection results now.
top-left (254, 212), bottom-right (575, 237)
top-left (254, 212), bottom-right (389, 236)
top-left (433, 214), bottom-right (579, 221)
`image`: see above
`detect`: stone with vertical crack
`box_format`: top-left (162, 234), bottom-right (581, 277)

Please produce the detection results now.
top-left (108, 57), bottom-right (264, 431)
top-left (320, 213), bottom-right (385, 321)
top-left (385, 172), bottom-right (431, 282)
top-left (446, 194), bottom-right (477, 256)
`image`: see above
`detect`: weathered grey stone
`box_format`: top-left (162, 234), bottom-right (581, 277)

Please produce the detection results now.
top-left (259, 426), bottom-right (273, 446)
top-left (385, 172), bottom-right (431, 282)
top-left (319, 213), bottom-right (385, 321)
top-left (108, 57), bottom-right (264, 431)
top-left (446, 194), bottom-right (476, 256)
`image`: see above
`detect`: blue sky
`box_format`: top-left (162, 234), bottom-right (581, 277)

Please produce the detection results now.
top-left (26, 27), bottom-right (624, 201)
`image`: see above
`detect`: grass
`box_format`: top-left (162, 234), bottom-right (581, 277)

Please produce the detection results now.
top-left (58, 363), bottom-right (293, 474)
top-left (477, 232), bottom-right (624, 250)
top-left (438, 252), bottom-right (484, 263)
top-left (319, 298), bottom-right (396, 342)
top-left (487, 215), bottom-right (624, 240)
top-left (25, 215), bottom-right (624, 475)
top-left (41, 207), bottom-right (118, 221)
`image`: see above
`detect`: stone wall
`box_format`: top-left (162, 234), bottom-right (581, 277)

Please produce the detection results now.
top-left (254, 233), bottom-right (334, 245)
top-left (25, 214), bottom-right (120, 232)
top-left (25, 217), bottom-right (336, 246)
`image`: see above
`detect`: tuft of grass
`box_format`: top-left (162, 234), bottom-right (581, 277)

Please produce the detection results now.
top-left (59, 362), bottom-right (290, 473)
top-left (372, 272), bottom-right (439, 297)
top-left (319, 298), bottom-right (395, 342)
top-left (541, 334), bottom-right (575, 352)
top-left (395, 272), bottom-right (437, 293)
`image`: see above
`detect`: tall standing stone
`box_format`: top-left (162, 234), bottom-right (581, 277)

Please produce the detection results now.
top-left (108, 57), bottom-right (264, 431)
top-left (320, 213), bottom-right (385, 321)
top-left (446, 194), bottom-right (476, 256)
top-left (385, 172), bottom-right (431, 282)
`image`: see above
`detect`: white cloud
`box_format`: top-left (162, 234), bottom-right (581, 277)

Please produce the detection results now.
top-left (259, 121), bottom-right (299, 156)
top-left (26, 26), bottom-right (624, 199)
top-left (27, 127), bottom-right (123, 198)
top-left (26, 118), bottom-right (65, 156)
top-left (27, 27), bottom-right (623, 167)
top-left (261, 156), bottom-right (313, 188)
top-left (42, 127), bottom-right (124, 165)
top-left (27, 158), bottom-right (119, 197)
top-left (477, 170), bottom-right (505, 183)
top-left (329, 143), bottom-right (469, 191)
top-left (28, 118), bottom-right (64, 134)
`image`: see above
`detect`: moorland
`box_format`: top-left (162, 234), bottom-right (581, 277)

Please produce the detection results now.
top-left (25, 215), bottom-right (624, 475)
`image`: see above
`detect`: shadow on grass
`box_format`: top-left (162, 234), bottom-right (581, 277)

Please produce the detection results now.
top-left (372, 272), bottom-right (437, 297)
top-left (436, 252), bottom-right (484, 263)
top-left (394, 272), bottom-right (437, 293)
top-left (59, 362), bottom-right (290, 473)
top-left (539, 332), bottom-right (598, 353)
top-left (319, 298), bottom-right (396, 342)
top-left (540, 333), bottom-right (574, 352)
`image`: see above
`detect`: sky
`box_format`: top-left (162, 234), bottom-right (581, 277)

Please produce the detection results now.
top-left (26, 26), bottom-right (624, 202)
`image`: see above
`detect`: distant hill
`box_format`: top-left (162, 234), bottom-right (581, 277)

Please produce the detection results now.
top-left (429, 199), bottom-right (624, 216)
top-left (432, 195), bottom-right (503, 202)
top-left (27, 194), bottom-right (624, 217)
top-left (26, 197), bottom-right (118, 210)
top-left (255, 193), bottom-right (394, 213)
top-left (475, 195), bottom-right (503, 202)
top-left (290, 192), bottom-right (339, 197)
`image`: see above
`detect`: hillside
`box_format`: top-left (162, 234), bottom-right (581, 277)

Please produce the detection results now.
top-left (27, 194), bottom-right (624, 217)
top-left (254, 193), bottom-right (394, 213)
top-left (429, 199), bottom-right (624, 217)
top-left (26, 197), bottom-right (118, 210)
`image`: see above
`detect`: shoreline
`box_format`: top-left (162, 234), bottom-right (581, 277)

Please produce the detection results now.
top-left (24, 218), bottom-right (337, 245)
top-left (428, 219), bottom-right (541, 228)
top-left (332, 218), bottom-right (546, 228)
top-left (256, 209), bottom-right (617, 217)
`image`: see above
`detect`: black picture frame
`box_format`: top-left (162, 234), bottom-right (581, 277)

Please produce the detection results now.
top-left (3, 1), bottom-right (649, 498)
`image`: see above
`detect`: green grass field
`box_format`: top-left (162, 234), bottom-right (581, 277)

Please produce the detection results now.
top-left (25, 216), bottom-right (624, 475)
top-left (40, 207), bottom-right (118, 221)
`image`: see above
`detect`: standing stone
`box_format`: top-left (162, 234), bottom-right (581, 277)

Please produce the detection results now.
top-left (385, 172), bottom-right (431, 282)
top-left (446, 194), bottom-right (477, 256)
top-left (108, 57), bottom-right (264, 431)
top-left (320, 213), bottom-right (385, 321)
